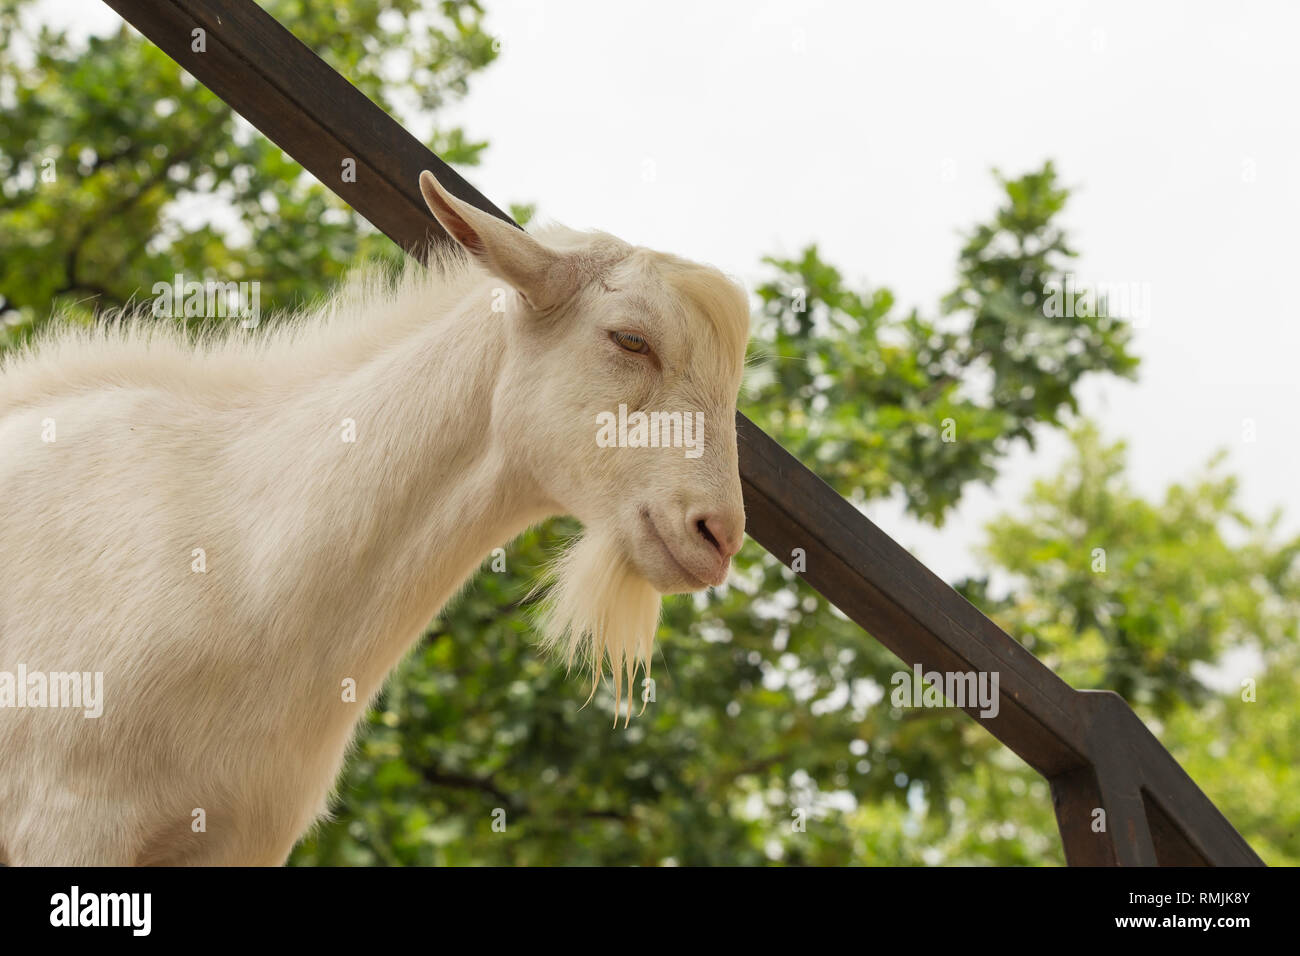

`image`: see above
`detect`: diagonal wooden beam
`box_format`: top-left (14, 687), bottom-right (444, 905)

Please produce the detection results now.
top-left (101, 0), bottom-right (1263, 866)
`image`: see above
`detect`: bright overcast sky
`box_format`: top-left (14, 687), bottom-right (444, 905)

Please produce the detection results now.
top-left (56, 0), bottom-right (1300, 584)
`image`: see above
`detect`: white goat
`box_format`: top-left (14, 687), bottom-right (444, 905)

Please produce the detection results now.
top-left (0, 171), bottom-right (750, 865)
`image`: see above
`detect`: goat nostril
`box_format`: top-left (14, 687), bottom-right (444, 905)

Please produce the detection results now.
top-left (696, 518), bottom-right (720, 553)
top-left (695, 514), bottom-right (741, 560)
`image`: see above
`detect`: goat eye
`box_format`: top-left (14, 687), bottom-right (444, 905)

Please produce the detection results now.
top-left (610, 330), bottom-right (650, 354)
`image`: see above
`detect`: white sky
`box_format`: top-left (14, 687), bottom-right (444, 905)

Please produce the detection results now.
top-left (56, 0), bottom-right (1300, 585)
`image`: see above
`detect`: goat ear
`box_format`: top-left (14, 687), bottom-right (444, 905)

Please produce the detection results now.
top-left (419, 170), bottom-right (564, 311)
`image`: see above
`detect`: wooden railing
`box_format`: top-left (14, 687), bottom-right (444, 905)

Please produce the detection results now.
top-left (102, 0), bottom-right (1264, 866)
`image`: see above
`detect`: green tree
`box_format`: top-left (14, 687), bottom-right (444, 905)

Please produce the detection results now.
top-left (1162, 647), bottom-right (1300, 866)
top-left (981, 423), bottom-right (1298, 714)
top-left (0, 0), bottom-right (496, 347)
top-left (750, 162), bottom-right (1136, 524)
top-left (952, 425), bottom-right (1300, 865)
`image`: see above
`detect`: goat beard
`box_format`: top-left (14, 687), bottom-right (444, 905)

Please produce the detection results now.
top-left (533, 528), bottom-right (662, 725)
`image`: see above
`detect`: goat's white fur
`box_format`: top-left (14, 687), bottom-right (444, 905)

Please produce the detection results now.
top-left (0, 172), bottom-right (749, 865)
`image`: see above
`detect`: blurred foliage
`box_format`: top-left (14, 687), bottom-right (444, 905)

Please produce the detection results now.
top-left (980, 423), bottom-right (1299, 714)
top-left (968, 426), bottom-right (1300, 865)
top-left (2, 0), bottom-right (1294, 866)
top-left (1163, 645), bottom-right (1300, 866)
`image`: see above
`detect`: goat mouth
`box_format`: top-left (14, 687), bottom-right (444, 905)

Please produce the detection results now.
top-left (640, 510), bottom-right (713, 589)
